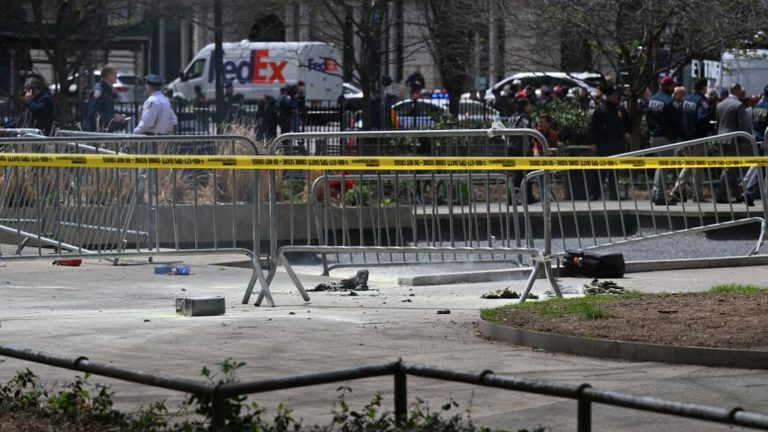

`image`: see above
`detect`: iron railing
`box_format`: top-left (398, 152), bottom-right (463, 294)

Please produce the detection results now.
top-left (1, 344), bottom-right (767, 432)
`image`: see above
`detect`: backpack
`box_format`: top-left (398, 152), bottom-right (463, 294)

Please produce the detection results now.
top-left (562, 250), bottom-right (625, 278)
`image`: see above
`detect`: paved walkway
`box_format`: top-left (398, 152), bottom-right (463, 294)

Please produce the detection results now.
top-left (1, 255), bottom-right (767, 431)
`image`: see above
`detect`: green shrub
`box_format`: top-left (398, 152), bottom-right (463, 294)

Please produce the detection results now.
top-left (532, 100), bottom-right (590, 147)
top-left (1, 361), bottom-right (551, 431)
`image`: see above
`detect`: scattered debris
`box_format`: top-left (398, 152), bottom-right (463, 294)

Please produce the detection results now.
top-left (170, 265), bottom-right (190, 275)
top-left (155, 264), bottom-right (173, 274)
top-left (176, 297), bottom-right (225, 316)
top-left (143, 319), bottom-right (150, 322)
top-left (583, 279), bottom-right (625, 295)
top-left (401, 299), bottom-right (412, 302)
top-left (657, 309), bottom-right (679, 314)
top-left (310, 269), bottom-right (370, 292)
top-left (156, 264), bottom-right (190, 275)
top-left (482, 288), bottom-right (519, 299)
top-left (437, 309), bottom-right (451, 315)
top-left (53, 259), bottom-right (82, 267)
top-left (481, 287), bottom-right (540, 299)
top-left (543, 286), bottom-right (582, 297)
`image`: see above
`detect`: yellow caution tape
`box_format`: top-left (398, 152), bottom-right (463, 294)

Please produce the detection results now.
top-left (0, 154), bottom-right (767, 170)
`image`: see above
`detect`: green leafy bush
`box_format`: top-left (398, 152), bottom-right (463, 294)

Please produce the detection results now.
top-left (532, 100), bottom-right (590, 147)
top-left (1, 360), bottom-right (550, 431)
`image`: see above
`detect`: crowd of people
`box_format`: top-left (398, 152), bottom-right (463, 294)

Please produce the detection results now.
top-left (491, 74), bottom-right (766, 206)
top-left (12, 64), bottom-right (177, 137)
top-left (8, 65), bottom-right (768, 207)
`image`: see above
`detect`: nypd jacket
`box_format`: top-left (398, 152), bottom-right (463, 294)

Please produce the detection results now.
top-left (681, 91), bottom-right (711, 140)
top-left (85, 81), bottom-right (117, 132)
top-left (752, 98), bottom-right (768, 141)
top-left (645, 89), bottom-right (678, 139)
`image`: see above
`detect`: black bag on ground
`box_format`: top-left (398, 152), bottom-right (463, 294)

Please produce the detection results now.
top-left (562, 250), bottom-right (625, 278)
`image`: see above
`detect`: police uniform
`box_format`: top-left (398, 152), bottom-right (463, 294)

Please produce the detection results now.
top-left (646, 88), bottom-right (678, 141)
top-left (752, 89), bottom-right (768, 142)
top-left (133, 74), bottom-right (177, 135)
top-left (670, 90), bottom-right (711, 202)
top-left (645, 78), bottom-right (681, 204)
top-left (85, 80), bottom-right (117, 132)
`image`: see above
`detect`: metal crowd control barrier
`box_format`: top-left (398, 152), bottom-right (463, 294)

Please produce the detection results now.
top-left (526, 131), bottom-right (767, 263)
top-left (266, 129), bottom-right (560, 302)
top-left (0, 132), bottom-right (274, 305)
top-left (2, 344), bottom-right (768, 431)
top-left (0, 128), bottom-right (45, 137)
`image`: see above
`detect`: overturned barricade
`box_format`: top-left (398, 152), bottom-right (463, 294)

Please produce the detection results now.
top-left (524, 131), bottom-right (768, 263)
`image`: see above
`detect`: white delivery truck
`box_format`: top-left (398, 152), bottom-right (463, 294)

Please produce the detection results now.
top-left (168, 40), bottom-right (343, 102)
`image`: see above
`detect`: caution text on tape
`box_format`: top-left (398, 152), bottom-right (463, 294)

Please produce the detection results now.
top-left (0, 154), bottom-right (767, 170)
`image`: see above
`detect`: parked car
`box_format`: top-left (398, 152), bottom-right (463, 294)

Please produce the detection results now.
top-left (49, 70), bottom-right (142, 103)
top-left (389, 97), bottom-right (500, 129)
top-left (109, 72), bottom-right (141, 103)
top-left (465, 72), bottom-right (601, 102)
top-left (343, 82), bottom-right (363, 101)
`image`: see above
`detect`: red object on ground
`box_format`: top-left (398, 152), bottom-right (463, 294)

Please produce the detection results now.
top-left (53, 259), bottom-right (82, 266)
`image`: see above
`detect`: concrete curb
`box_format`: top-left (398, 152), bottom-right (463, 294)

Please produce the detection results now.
top-left (478, 319), bottom-right (768, 370)
top-left (399, 255), bottom-right (768, 286)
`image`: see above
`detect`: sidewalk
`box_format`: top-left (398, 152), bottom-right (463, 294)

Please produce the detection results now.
top-left (1, 255), bottom-right (767, 431)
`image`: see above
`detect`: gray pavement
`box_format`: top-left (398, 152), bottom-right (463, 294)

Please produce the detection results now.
top-left (1, 255), bottom-right (768, 431)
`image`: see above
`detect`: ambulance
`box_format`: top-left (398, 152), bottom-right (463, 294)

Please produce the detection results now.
top-left (168, 40), bottom-right (343, 102)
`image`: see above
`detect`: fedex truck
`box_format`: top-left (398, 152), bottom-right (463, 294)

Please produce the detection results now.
top-left (168, 41), bottom-right (342, 102)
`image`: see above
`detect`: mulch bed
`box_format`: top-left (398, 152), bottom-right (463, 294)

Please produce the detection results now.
top-left (486, 292), bottom-right (768, 350)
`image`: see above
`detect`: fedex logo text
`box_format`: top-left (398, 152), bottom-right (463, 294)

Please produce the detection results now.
top-left (208, 49), bottom-right (288, 84)
top-left (307, 57), bottom-right (339, 73)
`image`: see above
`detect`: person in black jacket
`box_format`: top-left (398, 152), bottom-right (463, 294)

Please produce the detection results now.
top-left (668, 78), bottom-right (712, 203)
top-left (645, 75), bottom-right (680, 205)
top-left (507, 96), bottom-right (538, 204)
top-left (84, 65), bottom-right (127, 132)
top-left (587, 87), bottom-right (631, 199)
top-left (22, 77), bottom-right (56, 135)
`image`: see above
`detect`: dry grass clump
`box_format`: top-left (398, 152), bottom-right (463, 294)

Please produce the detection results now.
top-left (0, 121), bottom-right (288, 207)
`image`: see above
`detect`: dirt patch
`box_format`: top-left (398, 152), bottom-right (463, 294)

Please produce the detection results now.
top-left (485, 291), bottom-right (768, 350)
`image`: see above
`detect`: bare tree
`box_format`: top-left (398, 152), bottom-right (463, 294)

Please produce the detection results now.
top-left (511, 0), bottom-right (768, 148)
top-left (18, 0), bottom-right (171, 127)
top-left (414, 0), bottom-right (487, 115)
top-left (296, 0), bottom-right (430, 128)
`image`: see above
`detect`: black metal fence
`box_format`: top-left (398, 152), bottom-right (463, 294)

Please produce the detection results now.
top-left (1, 344), bottom-right (767, 432)
top-left (1, 97), bottom-right (501, 137)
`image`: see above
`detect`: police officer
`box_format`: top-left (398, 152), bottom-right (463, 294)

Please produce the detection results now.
top-left (133, 74), bottom-right (177, 135)
top-left (645, 75), bottom-right (681, 205)
top-left (752, 85), bottom-right (768, 142)
top-left (669, 78), bottom-right (712, 203)
top-left (85, 65), bottom-right (126, 132)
